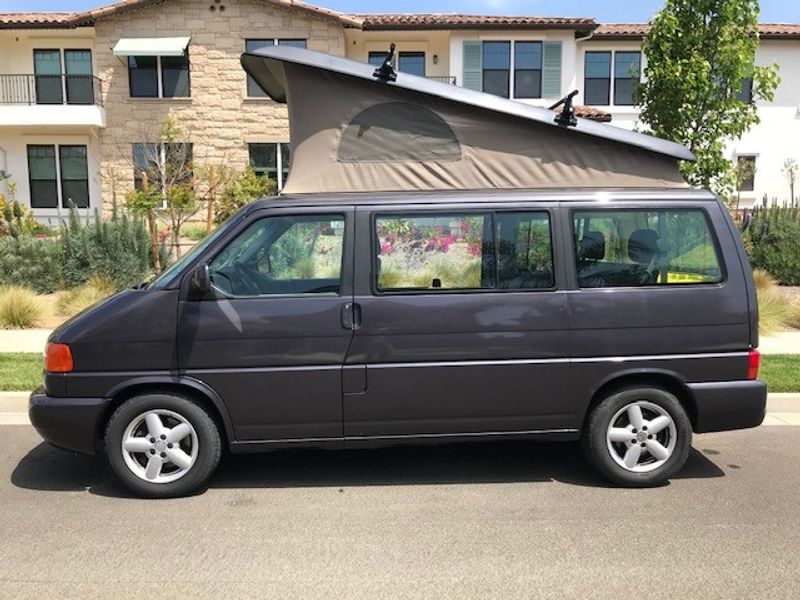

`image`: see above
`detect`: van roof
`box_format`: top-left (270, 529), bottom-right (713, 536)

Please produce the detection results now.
top-left (248, 188), bottom-right (718, 210)
top-left (241, 47), bottom-right (695, 195)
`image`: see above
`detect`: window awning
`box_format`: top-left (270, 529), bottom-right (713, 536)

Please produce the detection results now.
top-left (113, 37), bottom-right (190, 57)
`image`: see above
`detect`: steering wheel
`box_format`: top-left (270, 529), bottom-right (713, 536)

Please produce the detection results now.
top-left (233, 262), bottom-right (263, 296)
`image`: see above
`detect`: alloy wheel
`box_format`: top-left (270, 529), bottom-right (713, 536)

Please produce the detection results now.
top-left (606, 401), bottom-right (677, 473)
top-left (120, 409), bottom-right (199, 483)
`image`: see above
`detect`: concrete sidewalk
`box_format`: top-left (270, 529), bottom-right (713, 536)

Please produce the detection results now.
top-left (3, 390), bottom-right (799, 426)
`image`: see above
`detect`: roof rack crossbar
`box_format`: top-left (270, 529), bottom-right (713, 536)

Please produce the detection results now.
top-left (372, 43), bottom-right (397, 82)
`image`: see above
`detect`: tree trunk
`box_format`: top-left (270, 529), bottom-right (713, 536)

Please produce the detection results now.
top-left (147, 210), bottom-right (161, 272)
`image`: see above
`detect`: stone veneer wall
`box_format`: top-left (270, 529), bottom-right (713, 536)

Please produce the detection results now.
top-left (93, 0), bottom-right (346, 214)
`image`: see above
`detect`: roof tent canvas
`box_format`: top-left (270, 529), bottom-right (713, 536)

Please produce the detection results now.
top-left (241, 47), bottom-right (694, 195)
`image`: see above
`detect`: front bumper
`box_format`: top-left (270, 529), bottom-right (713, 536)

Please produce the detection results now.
top-left (29, 388), bottom-right (109, 455)
top-left (688, 379), bottom-right (767, 433)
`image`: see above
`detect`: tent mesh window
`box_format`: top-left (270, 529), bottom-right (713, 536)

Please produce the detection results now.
top-left (338, 102), bottom-right (462, 163)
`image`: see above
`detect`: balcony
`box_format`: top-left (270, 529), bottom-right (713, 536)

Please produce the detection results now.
top-left (427, 76), bottom-right (457, 85)
top-left (0, 74), bottom-right (105, 128)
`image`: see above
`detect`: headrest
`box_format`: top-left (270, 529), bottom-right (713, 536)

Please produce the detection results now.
top-left (628, 229), bottom-right (659, 264)
top-left (578, 231), bottom-right (605, 261)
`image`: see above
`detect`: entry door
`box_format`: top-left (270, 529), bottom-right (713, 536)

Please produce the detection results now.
top-left (178, 208), bottom-right (355, 442)
top-left (343, 203), bottom-right (571, 439)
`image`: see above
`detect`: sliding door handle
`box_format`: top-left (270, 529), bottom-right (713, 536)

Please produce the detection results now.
top-left (341, 302), bottom-right (362, 330)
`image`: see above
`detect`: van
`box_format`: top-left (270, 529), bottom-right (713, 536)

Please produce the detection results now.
top-left (29, 48), bottom-right (766, 498)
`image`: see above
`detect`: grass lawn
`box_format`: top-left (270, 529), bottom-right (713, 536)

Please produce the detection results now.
top-left (0, 352), bottom-right (798, 393)
top-left (0, 353), bottom-right (43, 392)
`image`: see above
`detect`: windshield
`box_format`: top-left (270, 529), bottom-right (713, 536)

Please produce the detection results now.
top-left (148, 216), bottom-right (241, 290)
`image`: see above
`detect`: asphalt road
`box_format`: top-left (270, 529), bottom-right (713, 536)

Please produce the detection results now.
top-left (1, 425), bottom-right (798, 599)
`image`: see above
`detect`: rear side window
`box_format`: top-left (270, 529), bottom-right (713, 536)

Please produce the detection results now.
top-left (573, 209), bottom-right (723, 288)
top-left (374, 211), bottom-right (553, 292)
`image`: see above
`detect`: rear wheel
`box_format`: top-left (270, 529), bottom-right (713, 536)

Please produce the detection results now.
top-left (105, 393), bottom-right (221, 498)
top-left (582, 387), bottom-right (692, 487)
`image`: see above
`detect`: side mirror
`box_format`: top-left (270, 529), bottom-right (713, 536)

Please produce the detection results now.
top-left (190, 263), bottom-right (211, 297)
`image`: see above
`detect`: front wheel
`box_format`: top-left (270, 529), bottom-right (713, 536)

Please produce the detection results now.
top-left (105, 393), bottom-right (222, 498)
top-left (582, 387), bottom-right (692, 487)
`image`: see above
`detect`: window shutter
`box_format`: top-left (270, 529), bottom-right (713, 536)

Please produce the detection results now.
top-left (462, 41), bottom-right (482, 91)
top-left (542, 41), bottom-right (562, 98)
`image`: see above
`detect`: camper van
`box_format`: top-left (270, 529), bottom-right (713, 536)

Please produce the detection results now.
top-left (30, 47), bottom-right (765, 498)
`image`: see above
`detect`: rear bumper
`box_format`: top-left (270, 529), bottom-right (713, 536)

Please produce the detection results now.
top-left (28, 388), bottom-right (108, 455)
top-left (688, 380), bottom-right (767, 433)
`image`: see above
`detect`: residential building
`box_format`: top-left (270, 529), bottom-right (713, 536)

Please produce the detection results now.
top-left (0, 3), bottom-right (798, 220)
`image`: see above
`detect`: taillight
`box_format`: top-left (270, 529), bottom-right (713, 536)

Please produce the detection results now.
top-left (45, 343), bottom-right (73, 373)
top-left (747, 348), bottom-right (760, 380)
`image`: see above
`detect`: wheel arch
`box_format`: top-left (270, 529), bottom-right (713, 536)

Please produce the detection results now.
top-left (581, 369), bottom-right (698, 431)
top-left (98, 377), bottom-right (235, 450)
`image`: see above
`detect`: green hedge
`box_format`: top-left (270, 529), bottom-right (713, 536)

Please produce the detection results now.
top-left (745, 206), bottom-right (800, 285)
top-left (0, 236), bottom-right (63, 293)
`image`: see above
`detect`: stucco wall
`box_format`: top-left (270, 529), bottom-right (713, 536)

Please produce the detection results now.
top-left (93, 0), bottom-right (345, 212)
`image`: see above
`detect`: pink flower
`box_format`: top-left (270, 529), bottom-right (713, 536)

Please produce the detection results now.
top-left (468, 243), bottom-right (482, 257)
top-left (380, 242), bottom-right (394, 254)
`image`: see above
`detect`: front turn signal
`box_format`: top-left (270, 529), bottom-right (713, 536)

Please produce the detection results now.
top-left (45, 343), bottom-right (73, 373)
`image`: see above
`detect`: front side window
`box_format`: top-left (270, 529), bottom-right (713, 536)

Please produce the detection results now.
top-left (482, 41), bottom-right (511, 98)
top-left (375, 211), bottom-right (553, 292)
top-left (584, 51), bottom-right (611, 105)
top-left (573, 209), bottom-right (723, 288)
top-left (613, 51), bottom-right (641, 106)
top-left (514, 41), bottom-right (542, 99)
top-left (209, 214), bottom-right (344, 297)
top-left (128, 53), bottom-right (190, 98)
top-left (245, 39), bottom-right (307, 97)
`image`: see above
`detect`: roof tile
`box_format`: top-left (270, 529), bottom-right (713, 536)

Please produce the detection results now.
top-left (356, 13), bottom-right (596, 31)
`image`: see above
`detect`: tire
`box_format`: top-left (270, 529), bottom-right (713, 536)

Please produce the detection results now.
top-left (105, 393), bottom-right (222, 498)
top-left (582, 386), bottom-right (692, 487)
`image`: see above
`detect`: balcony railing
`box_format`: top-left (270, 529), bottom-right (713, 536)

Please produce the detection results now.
top-left (0, 74), bottom-right (103, 106)
top-left (427, 76), bottom-right (457, 85)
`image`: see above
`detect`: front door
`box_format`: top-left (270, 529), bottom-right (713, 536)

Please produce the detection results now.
top-left (178, 207), bottom-right (354, 442)
top-left (343, 202), bottom-right (571, 439)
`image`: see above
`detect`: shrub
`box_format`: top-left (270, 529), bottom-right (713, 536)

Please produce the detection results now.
top-left (61, 206), bottom-right (153, 289)
top-left (753, 268), bottom-right (795, 335)
top-left (0, 286), bottom-right (43, 329)
top-left (745, 206), bottom-right (800, 285)
top-left (214, 167), bottom-right (275, 225)
top-left (0, 236), bottom-right (63, 293)
top-left (57, 276), bottom-right (117, 317)
top-left (182, 223), bottom-right (211, 242)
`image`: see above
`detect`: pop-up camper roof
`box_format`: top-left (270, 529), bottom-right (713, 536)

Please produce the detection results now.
top-left (241, 46), bottom-right (695, 195)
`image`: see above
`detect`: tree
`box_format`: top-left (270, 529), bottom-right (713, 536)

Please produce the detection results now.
top-left (637, 0), bottom-right (780, 196)
top-left (124, 117), bottom-right (234, 261)
top-left (782, 158), bottom-right (798, 206)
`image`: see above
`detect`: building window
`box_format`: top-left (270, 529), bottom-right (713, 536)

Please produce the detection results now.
top-left (482, 41), bottom-right (511, 98)
top-left (584, 51), bottom-right (611, 105)
top-left (613, 51), bottom-right (641, 106)
top-left (249, 143), bottom-right (291, 189)
top-left (27, 144), bottom-right (89, 209)
top-left (737, 155), bottom-right (756, 191)
top-left (59, 145), bottom-right (89, 208)
top-left (737, 77), bottom-right (753, 103)
top-left (128, 53), bottom-right (190, 98)
top-left (398, 52), bottom-right (425, 76)
top-left (514, 41), bottom-right (542, 99)
top-left (27, 145), bottom-right (58, 208)
top-left (245, 39), bottom-right (307, 97)
top-left (64, 49), bottom-right (94, 104)
top-left (133, 143), bottom-right (193, 193)
top-left (368, 51), bottom-right (387, 67)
